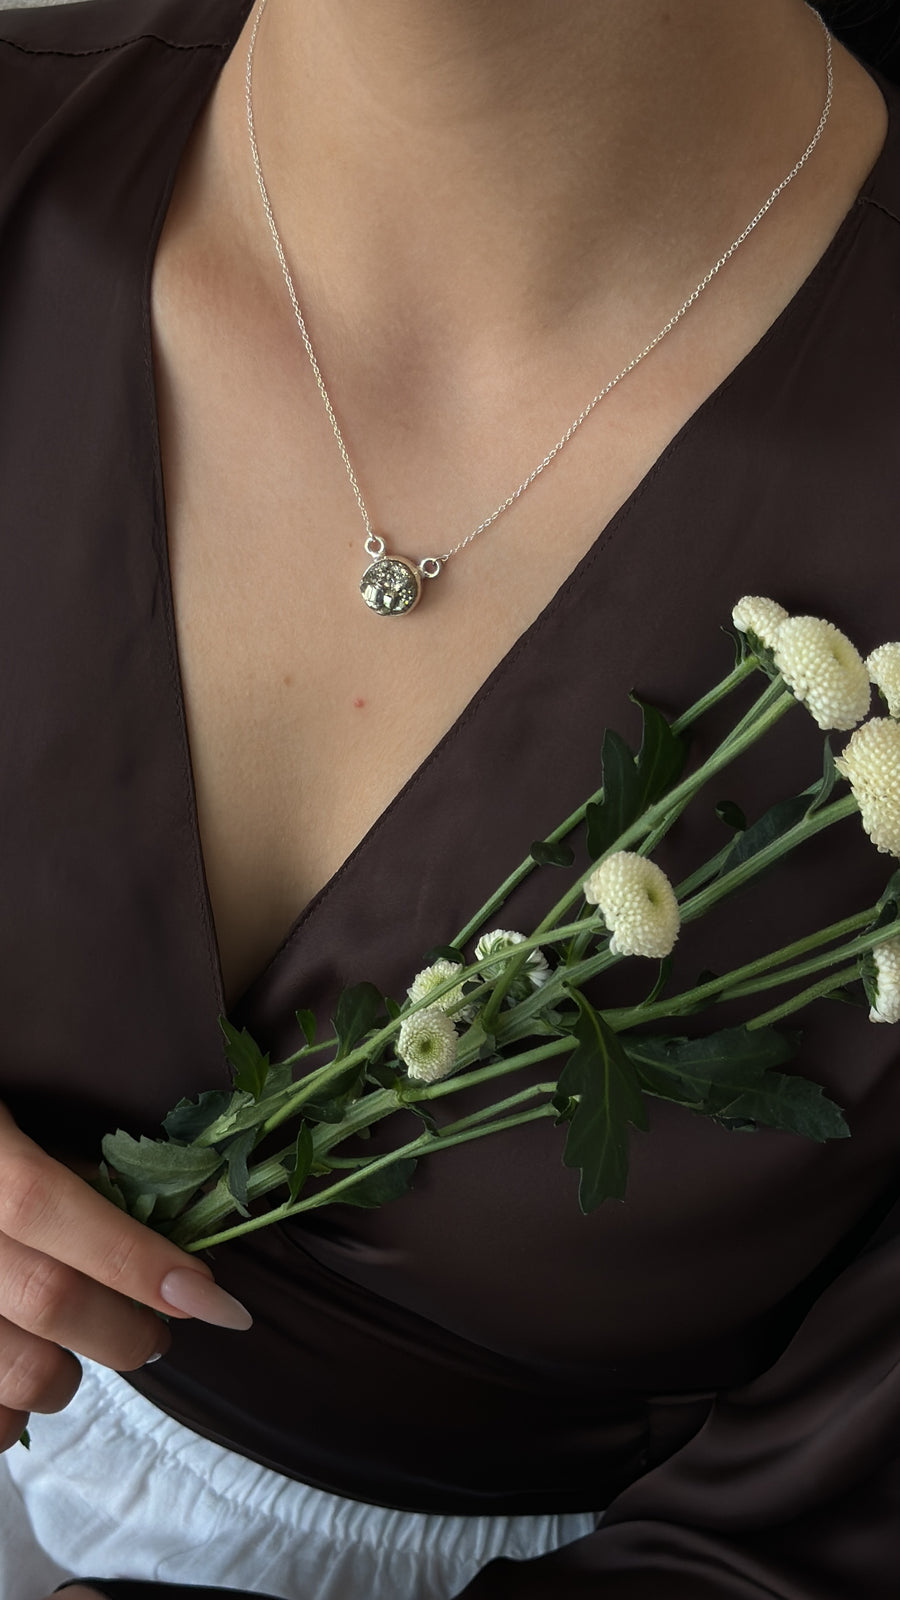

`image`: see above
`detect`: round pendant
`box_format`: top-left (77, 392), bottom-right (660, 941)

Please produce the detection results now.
top-left (359, 555), bottom-right (423, 617)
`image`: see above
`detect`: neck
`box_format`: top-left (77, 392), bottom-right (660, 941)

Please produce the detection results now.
top-left (234, 0), bottom-right (830, 345)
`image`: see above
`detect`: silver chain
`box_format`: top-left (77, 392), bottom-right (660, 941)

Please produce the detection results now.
top-left (245, 0), bottom-right (832, 577)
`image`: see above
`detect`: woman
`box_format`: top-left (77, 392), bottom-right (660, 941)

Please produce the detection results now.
top-left (0, 0), bottom-right (899, 1594)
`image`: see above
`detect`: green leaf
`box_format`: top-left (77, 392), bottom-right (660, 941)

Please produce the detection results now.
top-left (806, 738), bottom-right (837, 816)
top-left (18, 1427), bottom-right (30, 1450)
top-left (625, 1026), bottom-right (847, 1142)
top-left (423, 945), bottom-right (466, 967)
top-left (385, 996), bottom-right (402, 1022)
top-left (295, 1009), bottom-right (317, 1047)
top-left (101, 1130), bottom-right (224, 1195)
top-left (219, 1018), bottom-right (271, 1100)
top-left (91, 1162), bottom-right (127, 1212)
top-left (530, 838), bottom-right (576, 868)
top-left (715, 799), bottom-right (747, 832)
top-left (586, 729), bottom-right (641, 859)
top-left (720, 756), bottom-right (840, 879)
top-left (337, 1157), bottom-right (417, 1208)
top-left (406, 1103), bottom-right (439, 1134)
top-left (878, 869), bottom-right (900, 914)
top-left (333, 983), bottom-right (384, 1060)
top-left (717, 1072), bottom-right (849, 1142)
top-left (556, 993), bottom-right (648, 1212)
top-left (286, 1122), bottom-right (314, 1202)
top-left (720, 794), bottom-right (811, 873)
top-left (585, 704), bottom-right (686, 861)
top-left (631, 697), bottom-right (689, 812)
top-left (224, 1128), bottom-right (257, 1216)
top-left (643, 956), bottom-right (673, 1007)
top-left (163, 1090), bottom-right (235, 1143)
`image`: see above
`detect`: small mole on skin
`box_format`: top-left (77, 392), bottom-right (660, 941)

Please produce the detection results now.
top-left (353, 697), bottom-right (366, 709)
top-left (283, 674), bottom-right (293, 687)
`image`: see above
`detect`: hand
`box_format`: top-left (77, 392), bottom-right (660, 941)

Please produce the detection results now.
top-left (0, 1103), bottom-right (251, 1451)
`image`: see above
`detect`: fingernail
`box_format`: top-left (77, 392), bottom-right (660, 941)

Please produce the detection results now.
top-left (144, 1350), bottom-right (165, 1366)
top-left (159, 1269), bottom-right (253, 1331)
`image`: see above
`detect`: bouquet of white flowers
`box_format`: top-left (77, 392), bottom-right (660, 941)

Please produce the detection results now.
top-left (95, 598), bottom-right (900, 1252)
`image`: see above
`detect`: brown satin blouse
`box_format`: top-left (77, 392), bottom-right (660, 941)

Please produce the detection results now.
top-left (2, 1), bottom-right (900, 1595)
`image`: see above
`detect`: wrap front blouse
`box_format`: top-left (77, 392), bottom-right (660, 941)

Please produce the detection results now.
top-left (2, 1), bottom-right (900, 1594)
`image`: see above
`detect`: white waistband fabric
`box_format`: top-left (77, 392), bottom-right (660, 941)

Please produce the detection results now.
top-left (1, 1357), bottom-right (597, 1600)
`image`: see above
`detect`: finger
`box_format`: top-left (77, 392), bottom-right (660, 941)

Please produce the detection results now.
top-left (0, 1234), bottom-right (169, 1372)
top-left (0, 1402), bottom-right (29, 1453)
top-left (0, 1106), bottom-right (247, 1326)
top-left (0, 1308), bottom-right (83, 1413)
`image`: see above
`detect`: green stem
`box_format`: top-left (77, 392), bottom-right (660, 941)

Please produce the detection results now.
top-left (604, 906), bottom-right (877, 1030)
top-left (173, 1038), bottom-right (574, 1246)
top-left (678, 794), bottom-right (858, 925)
top-left (746, 963), bottom-right (862, 1030)
top-left (479, 682), bottom-right (795, 1031)
top-left (451, 657), bottom-right (759, 949)
top-left (185, 1101), bottom-right (558, 1252)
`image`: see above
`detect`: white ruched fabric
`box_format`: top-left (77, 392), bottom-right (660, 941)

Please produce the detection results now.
top-left (1, 1358), bottom-right (596, 1600)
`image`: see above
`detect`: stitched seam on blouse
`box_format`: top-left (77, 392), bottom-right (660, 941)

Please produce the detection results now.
top-left (860, 193), bottom-right (900, 226)
top-left (0, 36), bottom-right (229, 60)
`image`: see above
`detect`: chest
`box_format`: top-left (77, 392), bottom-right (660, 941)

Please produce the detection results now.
top-left (149, 249), bottom-right (721, 1006)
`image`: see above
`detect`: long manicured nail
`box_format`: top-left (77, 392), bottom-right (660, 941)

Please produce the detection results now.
top-left (159, 1269), bottom-right (253, 1330)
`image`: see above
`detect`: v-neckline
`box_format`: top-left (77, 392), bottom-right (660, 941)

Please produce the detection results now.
top-left (142, 20), bottom-right (894, 1020)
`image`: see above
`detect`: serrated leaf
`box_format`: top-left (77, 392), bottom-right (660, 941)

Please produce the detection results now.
top-left (718, 1073), bottom-right (849, 1142)
top-left (556, 994), bottom-right (648, 1211)
top-left (530, 838), bottom-right (576, 868)
top-left (625, 1026), bottom-right (847, 1141)
top-left (163, 1090), bottom-right (237, 1143)
top-left (715, 799), bottom-right (747, 832)
top-left (337, 1157), bottom-right (417, 1208)
top-left (333, 983), bottom-right (384, 1060)
top-left (285, 1122), bottom-right (314, 1202)
top-left (219, 1018), bottom-right (271, 1100)
top-left (295, 1009), bottom-right (317, 1047)
top-left (101, 1130), bottom-right (224, 1195)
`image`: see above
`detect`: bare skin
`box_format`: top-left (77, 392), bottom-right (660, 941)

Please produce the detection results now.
top-left (152, 0), bottom-right (888, 1007)
top-left (2, 0), bottom-right (890, 1575)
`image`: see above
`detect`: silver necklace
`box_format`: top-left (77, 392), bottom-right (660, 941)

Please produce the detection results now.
top-left (245, 0), bottom-right (833, 617)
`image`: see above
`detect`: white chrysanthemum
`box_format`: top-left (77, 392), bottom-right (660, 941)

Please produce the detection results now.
top-left (867, 643), bottom-right (900, 719)
top-left (773, 615), bottom-right (870, 731)
top-left (836, 718), bottom-right (900, 857)
top-left (732, 595), bottom-right (789, 651)
top-left (868, 938), bottom-right (900, 1024)
top-left (473, 929), bottom-right (550, 992)
top-left (407, 959), bottom-right (470, 1016)
top-left (583, 852), bottom-right (680, 959)
top-left (397, 1005), bottom-right (458, 1082)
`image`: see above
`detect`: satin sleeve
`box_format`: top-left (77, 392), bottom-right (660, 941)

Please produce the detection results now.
top-left (457, 1196), bottom-right (900, 1600)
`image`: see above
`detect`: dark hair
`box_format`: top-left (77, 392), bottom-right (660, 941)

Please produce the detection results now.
top-left (812, 1), bottom-right (900, 81)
